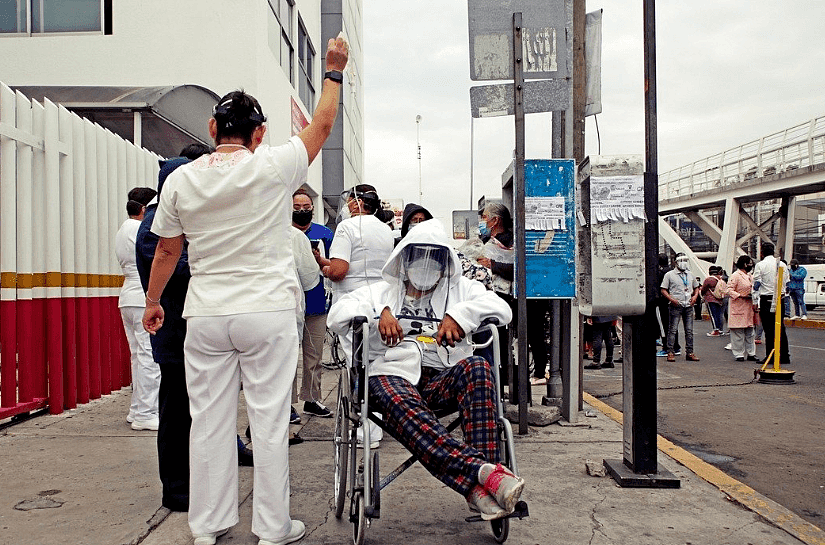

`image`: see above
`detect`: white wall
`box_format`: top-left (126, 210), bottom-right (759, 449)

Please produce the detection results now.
top-left (0, 0), bottom-right (329, 195)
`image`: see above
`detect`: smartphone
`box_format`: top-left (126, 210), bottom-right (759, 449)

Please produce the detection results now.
top-left (310, 239), bottom-right (320, 250)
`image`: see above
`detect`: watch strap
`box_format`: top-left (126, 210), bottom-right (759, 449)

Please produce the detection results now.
top-left (324, 70), bottom-right (344, 84)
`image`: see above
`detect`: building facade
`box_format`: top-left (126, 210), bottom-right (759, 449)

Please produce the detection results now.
top-left (0, 0), bottom-right (363, 223)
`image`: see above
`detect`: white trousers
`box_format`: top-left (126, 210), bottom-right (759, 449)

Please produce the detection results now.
top-left (185, 311), bottom-right (298, 541)
top-left (730, 327), bottom-right (756, 358)
top-left (120, 306), bottom-right (160, 421)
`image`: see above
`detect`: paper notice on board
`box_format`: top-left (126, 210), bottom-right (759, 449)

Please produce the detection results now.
top-left (525, 196), bottom-right (566, 230)
top-left (591, 175), bottom-right (646, 222)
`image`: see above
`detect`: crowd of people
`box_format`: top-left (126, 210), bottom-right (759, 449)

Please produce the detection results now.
top-left (110, 34), bottom-right (527, 545)
top-left (109, 32), bottom-right (813, 545)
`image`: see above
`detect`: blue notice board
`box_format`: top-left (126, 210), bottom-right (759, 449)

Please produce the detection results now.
top-left (521, 159), bottom-right (576, 298)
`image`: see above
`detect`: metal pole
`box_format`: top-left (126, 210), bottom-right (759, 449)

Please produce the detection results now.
top-left (470, 115), bottom-right (474, 210)
top-left (512, 12), bottom-right (529, 435)
top-left (416, 114), bottom-right (422, 204)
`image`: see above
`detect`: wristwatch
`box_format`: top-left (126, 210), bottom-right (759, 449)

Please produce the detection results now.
top-left (324, 70), bottom-right (344, 84)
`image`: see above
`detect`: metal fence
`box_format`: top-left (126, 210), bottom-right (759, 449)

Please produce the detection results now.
top-left (0, 82), bottom-right (160, 419)
top-left (660, 115), bottom-right (825, 200)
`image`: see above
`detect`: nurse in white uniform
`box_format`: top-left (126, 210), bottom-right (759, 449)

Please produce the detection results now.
top-left (142, 37), bottom-right (349, 545)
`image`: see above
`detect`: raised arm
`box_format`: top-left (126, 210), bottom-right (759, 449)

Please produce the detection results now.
top-left (298, 36), bottom-right (349, 164)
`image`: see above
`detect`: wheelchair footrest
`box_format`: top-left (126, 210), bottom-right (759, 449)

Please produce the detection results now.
top-left (464, 501), bottom-right (529, 523)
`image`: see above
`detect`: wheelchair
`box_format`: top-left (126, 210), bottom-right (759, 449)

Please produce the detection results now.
top-left (333, 315), bottom-right (528, 545)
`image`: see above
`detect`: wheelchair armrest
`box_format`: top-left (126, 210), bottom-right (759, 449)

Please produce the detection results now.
top-left (479, 317), bottom-right (500, 327)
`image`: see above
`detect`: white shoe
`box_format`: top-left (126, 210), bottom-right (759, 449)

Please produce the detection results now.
top-left (259, 520), bottom-right (305, 545)
top-left (193, 528), bottom-right (229, 545)
top-left (724, 343), bottom-right (732, 350)
top-left (801, 315), bottom-right (807, 320)
top-left (126, 413), bottom-right (135, 424)
top-left (131, 417), bottom-right (159, 431)
top-left (356, 422), bottom-right (382, 449)
top-left (790, 315), bottom-right (799, 320)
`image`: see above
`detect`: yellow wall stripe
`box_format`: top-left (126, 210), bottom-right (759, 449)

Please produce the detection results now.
top-left (0, 272), bottom-right (124, 289)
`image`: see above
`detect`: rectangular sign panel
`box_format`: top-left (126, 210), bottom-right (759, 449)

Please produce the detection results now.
top-left (468, 0), bottom-right (570, 81)
top-left (470, 79), bottom-right (570, 118)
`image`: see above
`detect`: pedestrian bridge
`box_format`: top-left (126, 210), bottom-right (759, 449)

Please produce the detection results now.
top-left (656, 115), bottom-right (825, 275)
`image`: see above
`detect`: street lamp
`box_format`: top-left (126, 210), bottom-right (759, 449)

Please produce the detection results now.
top-left (416, 115), bottom-right (422, 204)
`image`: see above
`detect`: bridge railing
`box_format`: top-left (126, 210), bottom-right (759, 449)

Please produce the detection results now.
top-left (0, 82), bottom-right (160, 420)
top-left (660, 115), bottom-right (825, 200)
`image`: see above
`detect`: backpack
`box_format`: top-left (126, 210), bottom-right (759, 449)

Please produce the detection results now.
top-left (711, 278), bottom-right (726, 299)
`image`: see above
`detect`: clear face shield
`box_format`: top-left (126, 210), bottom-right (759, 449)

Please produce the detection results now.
top-left (401, 245), bottom-right (449, 294)
top-left (336, 187), bottom-right (380, 224)
top-left (676, 255), bottom-right (689, 271)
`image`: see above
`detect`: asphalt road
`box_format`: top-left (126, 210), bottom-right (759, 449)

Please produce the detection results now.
top-left (583, 316), bottom-right (825, 528)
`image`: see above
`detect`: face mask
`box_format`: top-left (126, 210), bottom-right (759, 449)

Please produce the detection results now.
top-left (676, 259), bottom-right (688, 271)
top-left (478, 220), bottom-right (490, 237)
top-left (292, 209), bottom-right (313, 226)
top-left (406, 257), bottom-right (444, 292)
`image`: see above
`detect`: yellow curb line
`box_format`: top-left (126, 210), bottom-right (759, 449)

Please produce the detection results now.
top-left (583, 392), bottom-right (825, 545)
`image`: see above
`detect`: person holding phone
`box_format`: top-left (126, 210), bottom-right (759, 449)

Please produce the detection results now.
top-left (291, 189), bottom-right (334, 420)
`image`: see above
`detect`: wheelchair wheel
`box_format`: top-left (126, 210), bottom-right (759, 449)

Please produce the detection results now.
top-left (333, 373), bottom-right (350, 518)
top-left (491, 517), bottom-right (509, 543)
top-left (323, 329), bottom-right (347, 370)
top-left (352, 491), bottom-right (367, 545)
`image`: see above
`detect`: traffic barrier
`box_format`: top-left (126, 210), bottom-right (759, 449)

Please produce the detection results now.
top-left (0, 82), bottom-right (160, 419)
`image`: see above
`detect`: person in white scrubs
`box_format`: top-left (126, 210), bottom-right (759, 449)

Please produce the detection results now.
top-left (142, 36), bottom-right (349, 545)
top-left (115, 187), bottom-right (160, 431)
top-left (321, 185), bottom-right (394, 446)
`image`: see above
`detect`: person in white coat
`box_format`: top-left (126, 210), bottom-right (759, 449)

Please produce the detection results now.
top-left (142, 35), bottom-right (349, 545)
top-left (327, 219), bottom-right (525, 521)
top-left (115, 187), bottom-right (160, 430)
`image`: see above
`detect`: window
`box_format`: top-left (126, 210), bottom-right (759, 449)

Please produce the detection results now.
top-left (268, 0), bottom-right (293, 83)
top-left (1, 0), bottom-right (109, 35)
top-left (297, 17), bottom-right (315, 109)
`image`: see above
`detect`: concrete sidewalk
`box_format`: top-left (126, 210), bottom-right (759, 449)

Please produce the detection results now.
top-left (1, 369), bottom-right (823, 545)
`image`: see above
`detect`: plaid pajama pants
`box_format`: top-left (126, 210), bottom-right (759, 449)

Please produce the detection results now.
top-left (367, 355), bottom-right (500, 498)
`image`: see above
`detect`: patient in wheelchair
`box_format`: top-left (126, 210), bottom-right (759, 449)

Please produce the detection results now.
top-left (327, 219), bottom-right (525, 520)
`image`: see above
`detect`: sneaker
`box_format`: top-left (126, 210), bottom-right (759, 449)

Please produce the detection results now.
top-left (583, 362), bottom-right (601, 370)
top-left (801, 315), bottom-right (807, 320)
top-left (706, 330), bottom-right (721, 337)
top-left (530, 376), bottom-right (547, 386)
top-left (746, 355), bottom-right (758, 361)
top-left (754, 339), bottom-right (762, 345)
top-left (735, 356), bottom-right (745, 362)
top-left (290, 406), bottom-right (302, 425)
top-left (356, 423), bottom-right (382, 449)
top-left (131, 417), bottom-right (159, 431)
top-left (656, 349), bottom-right (668, 357)
top-left (303, 400), bottom-right (332, 418)
top-left (126, 412), bottom-right (135, 424)
top-left (724, 343), bottom-right (732, 350)
top-left (666, 352), bottom-right (676, 362)
top-left (685, 353), bottom-right (700, 362)
top-left (193, 528), bottom-right (229, 545)
top-left (481, 463), bottom-right (525, 513)
top-left (721, 331), bottom-right (730, 336)
top-left (259, 520), bottom-right (306, 545)
top-left (790, 315), bottom-right (799, 320)
top-left (601, 361), bottom-right (615, 368)
top-left (656, 339), bottom-right (663, 347)
top-left (674, 349), bottom-right (682, 356)
top-left (467, 484), bottom-right (507, 520)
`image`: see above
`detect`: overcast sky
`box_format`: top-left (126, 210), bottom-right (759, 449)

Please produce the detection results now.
top-left (361, 1), bottom-right (825, 227)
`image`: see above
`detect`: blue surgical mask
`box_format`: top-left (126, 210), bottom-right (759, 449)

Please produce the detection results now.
top-left (478, 220), bottom-right (490, 237)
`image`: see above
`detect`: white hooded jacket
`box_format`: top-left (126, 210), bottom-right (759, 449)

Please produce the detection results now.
top-left (327, 219), bottom-right (512, 384)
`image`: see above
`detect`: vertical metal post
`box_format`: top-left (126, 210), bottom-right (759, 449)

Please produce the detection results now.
top-left (512, 12), bottom-right (529, 435)
top-left (469, 115), bottom-right (474, 210)
top-left (604, 0), bottom-right (679, 487)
